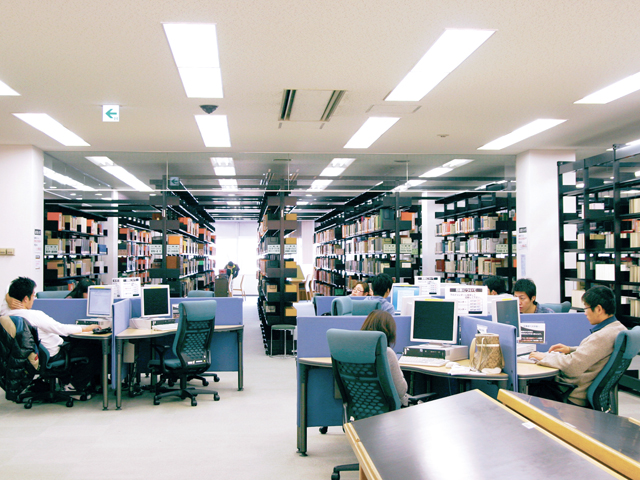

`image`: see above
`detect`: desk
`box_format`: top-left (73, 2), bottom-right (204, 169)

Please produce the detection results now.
top-left (296, 357), bottom-right (557, 455)
top-left (115, 324), bottom-right (244, 409)
top-left (498, 390), bottom-right (640, 479)
top-left (347, 389), bottom-right (622, 480)
top-left (69, 331), bottom-right (111, 410)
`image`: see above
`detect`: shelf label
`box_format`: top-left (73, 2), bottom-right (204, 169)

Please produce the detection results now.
top-left (267, 244), bottom-right (280, 254)
top-left (399, 244), bottom-right (413, 254)
top-left (495, 244), bottom-right (509, 254)
top-left (166, 245), bottom-right (181, 255)
top-left (44, 244), bottom-right (59, 255)
top-left (112, 277), bottom-right (141, 298)
top-left (149, 245), bottom-right (163, 255)
top-left (383, 243), bottom-right (396, 254)
top-left (284, 244), bottom-right (297, 254)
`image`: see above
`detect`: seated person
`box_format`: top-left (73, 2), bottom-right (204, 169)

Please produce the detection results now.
top-left (66, 278), bottom-right (94, 299)
top-left (513, 278), bottom-right (554, 313)
top-left (529, 286), bottom-right (626, 406)
top-left (350, 281), bottom-right (370, 297)
top-left (4, 277), bottom-right (99, 394)
top-left (483, 276), bottom-right (507, 295)
top-left (361, 310), bottom-right (408, 406)
top-left (370, 274), bottom-right (395, 315)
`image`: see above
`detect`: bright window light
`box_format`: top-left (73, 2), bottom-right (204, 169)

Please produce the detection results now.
top-left (85, 156), bottom-right (115, 167)
top-left (43, 167), bottom-right (95, 191)
top-left (219, 178), bottom-right (238, 191)
top-left (442, 159), bottom-right (473, 168)
top-left (478, 119), bottom-right (566, 150)
top-left (385, 29), bottom-right (495, 102)
top-left (14, 113), bottom-right (89, 146)
top-left (344, 117), bottom-right (399, 149)
top-left (195, 115), bottom-right (231, 147)
top-left (0, 79), bottom-right (19, 96)
top-left (102, 166), bottom-right (153, 192)
top-left (575, 71), bottom-right (640, 104)
top-left (420, 167), bottom-right (453, 178)
top-left (308, 179), bottom-right (333, 191)
top-left (211, 157), bottom-right (235, 175)
top-left (163, 23), bottom-right (223, 98)
top-left (320, 158), bottom-right (355, 177)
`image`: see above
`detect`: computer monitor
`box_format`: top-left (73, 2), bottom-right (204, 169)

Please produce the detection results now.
top-left (141, 285), bottom-right (171, 318)
top-left (400, 295), bottom-right (434, 316)
top-left (410, 299), bottom-right (458, 345)
top-left (390, 284), bottom-right (420, 311)
top-left (491, 297), bottom-right (521, 340)
top-left (86, 286), bottom-right (113, 318)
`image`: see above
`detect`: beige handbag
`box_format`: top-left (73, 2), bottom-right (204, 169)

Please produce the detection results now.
top-left (469, 333), bottom-right (504, 371)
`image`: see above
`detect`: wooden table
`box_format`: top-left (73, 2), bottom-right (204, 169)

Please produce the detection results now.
top-left (70, 331), bottom-right (112, 410)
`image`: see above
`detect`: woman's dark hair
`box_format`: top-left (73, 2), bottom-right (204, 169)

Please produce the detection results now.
top-left (66, 278), bottom-right (94, 299)
top-left (361, 310), bottom-right (397, 347)
top-left (484, 276), bottom-right (507, 294)
top-left (582, 285), bottom-right (616, 315)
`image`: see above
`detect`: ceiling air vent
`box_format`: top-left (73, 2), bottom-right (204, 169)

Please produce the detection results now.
top-left (279, 89), bottom-right (346, 122)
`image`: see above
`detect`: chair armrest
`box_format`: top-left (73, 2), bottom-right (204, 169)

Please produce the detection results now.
top-left (148, 344), bottom-right (171, 374)
top-left (407, 392), bottom-right (437, 405)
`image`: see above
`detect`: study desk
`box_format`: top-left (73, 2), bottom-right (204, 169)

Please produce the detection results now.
top-left (346, 389), bottom-right (623, 480)
top-left (69, 331), bottom-right (111, 410)
top-left (296, 357), bottom-right (557, 455)
top-left (498, 390), bottom-right (640, 479)
top-left (115, 324), bottom-right (244, 409)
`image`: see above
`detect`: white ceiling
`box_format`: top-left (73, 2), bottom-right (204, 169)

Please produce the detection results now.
top-left (3, 1), bottom-right (640, 219)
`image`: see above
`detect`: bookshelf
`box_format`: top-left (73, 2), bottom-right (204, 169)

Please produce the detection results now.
top-left (118, 219), bottom-right (155, 285)
top-left (434, 191), bottom-right (516, 290)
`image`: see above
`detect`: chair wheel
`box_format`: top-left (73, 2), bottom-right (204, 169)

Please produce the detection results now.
top-left (153, 398), bottom-right (160, 405)
top-left (24, 400), bottom-right (32, 409)
top-left (80, 394), bottom-right (88, 401)
top-left (214, 394), bottom-right (220, 401)
top-left (331, 473), bottom-right (340, 480)
top-left (319, 426), bottom-right (328, 434)
top-left (66, 399), bottom-right (74, 407)
top-left (202, 380), bottom-right (209, 387)
top-left (213, 376), bottom-right (220, 382)
top-left (191, 399), bottom-right (197, 406)
top-left (168, 380), bottom-right (175, 387)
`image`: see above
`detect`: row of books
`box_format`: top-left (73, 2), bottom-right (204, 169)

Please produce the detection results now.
top-left (315, 228), bottom-right (339, 244)
top-left (118, 242), bottom-right (151, 257)
top-left (435, 234), bottom-right (508, 254)
top-left (118, 227), bottom-right (153, 244)
top-left (315, 269), bottom-right (345, 286)
top-left (47, 212), bottom-right (105, 235)
top-left (315, 257), bottom-right (344, 271)
top-left (629, 198), bottom-right (640, 214)
top-left (46, 237), bottom-right (107, 255)
top-left (344, 258), bottom-right (392, 275)
top-left (435, 257), bottom-right (507, 275)
top-left (118, 256), bottom-right (152, 273)
top-left (314, 283), bottom-right (345, 297)
top-left (315, 243), bottom-right (344, 256)
top-left (436, 216), bottom-right (499, 236)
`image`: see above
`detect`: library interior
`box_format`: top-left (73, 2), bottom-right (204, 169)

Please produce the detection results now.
top-left (2, 2), bottom-right (640, 479)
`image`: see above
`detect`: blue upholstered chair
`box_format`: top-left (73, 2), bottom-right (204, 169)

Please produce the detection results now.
top-left (36, 290), bottom-right (69, 299)
top-left (538, 301), bottom-right (571, 313)
top-left (331, 297), bottom-right (382, 316)
top-left (587, 326), bottom-right (640, 414)
top-left (352, 299), bottom-right (382, 316)
top-left (187, 290), bottom-right (215, 297)
top-left (331, 296), bottom-right (352, 315)
top-left (148, 300), bottom-right (220, 406)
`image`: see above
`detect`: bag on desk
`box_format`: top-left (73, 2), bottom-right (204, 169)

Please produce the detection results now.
top-left (469, 333), bottom-right (504, 371)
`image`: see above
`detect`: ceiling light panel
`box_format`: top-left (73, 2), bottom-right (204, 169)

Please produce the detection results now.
top-left (478, 119), bottom-right (566, 150)
top-left (308, 179), bottom-right (333, 191)
top-left (0, 79), bottom-right (19, 96)
top-left (575, 71), bottom-right (640, 104)
top-left (420, 167), bottom-right (453, 178)
top-left (196, 115), bottom-right (231, 147)
top-left (442, 159), bottom-right (474, 168)
top-left (320, 158), bottom-right (355, 177)
top-left (344, 117), bottom-right (400, 149)
top-left (163, 23), bottom-right (223, 98)
top-left (85, 156), bottom-right (115, 167)
top-left (219, 178), bottom-right (238, 191)
top-left (14, 113), bottom-right (89, 146)
top-left (385, 29), bottom-right (495, 102)
top-left (211, 157), bottom-right (235, 175)
top-left (102, 165), bottom-right (153, 192)
top-left (43, 167), bottom-right (95, 191)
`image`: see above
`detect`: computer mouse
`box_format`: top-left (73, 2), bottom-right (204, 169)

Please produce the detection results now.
top-left (445, 362), bottom-right (459, 369)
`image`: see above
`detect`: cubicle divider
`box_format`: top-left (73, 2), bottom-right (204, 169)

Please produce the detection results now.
top-left (459, 315), bottom-right (517, 392)
top-left (112, 298), bottom-right (132, 389)
top-left (521, 312), bottom-right (591, 352)
top-left (313, 296), bottom-right (368, 316)
top-left (33, 298), bottom-right (88, 324)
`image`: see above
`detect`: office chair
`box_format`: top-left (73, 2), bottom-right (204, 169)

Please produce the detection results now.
top-left (331, 297), bottom-right (353, 315)
top-left (148, 300), bottom-right (220, 406)
top-left (187, 290), bottom-right (215, 297)
top-left (36, 290), bottom-right (70, 299)
top-left (586, 326), bottom-right (640, 414)
top-left (232, 274), bottom-right (246, 301)
top-left (326, 329), bottom-right (435, 480)
top-left (352, 300), bottom-right (382, 316)
top-left (538, 301), bottom-right (571, 313)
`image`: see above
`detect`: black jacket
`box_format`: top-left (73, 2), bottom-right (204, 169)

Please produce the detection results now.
top-left (0, 316), bottom-right (40, 401)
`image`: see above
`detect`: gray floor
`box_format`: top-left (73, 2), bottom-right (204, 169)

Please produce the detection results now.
top-left (1, 297), bottom-right (639, 479)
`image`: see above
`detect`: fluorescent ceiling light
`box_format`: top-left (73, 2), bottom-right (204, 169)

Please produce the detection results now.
top-left (227, 201), bottom-right (240, 206)
top-left (210, 157), bottom-right (235, 176)
top-left (626, 138), bottom-right (640, 147)
top-left (385, 29), bottom-right (495, 102)
top-left (442, 159), bottom-right (473, 168)
top-left (195, 115), bottom-right (231, 147)
top-left (102, 166), bottom-right (153, 192)
top-left (163, 23), bottom-right (223, 98)
top-left (392, 179), bottom-right (426, 192)
top-left (14, 113), bottom-right (89, 146)
top-left (420, 167), bottom-right (453, 178)
top-left (308, 179), bottom-right (333, 191)
top-left (478, 119), bottom-right (566, 150)
top-left (43, 167), bottom-right (95, 191)
top-left (0, 80), bottom-right (19, 96)
top-left (320, 158), bottom-right (355, 177)
top-left (297, 201), bottom-right (309, 205)
top-left (219, 178), bottom-right (238, 191)
top-left (575, 71), bottom-right (640, 104)
top-left (85, 156), bottom-right (115, 167)
top-left (344, 117), bottom-right (400, 149)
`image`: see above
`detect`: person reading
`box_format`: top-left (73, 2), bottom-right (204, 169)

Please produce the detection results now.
top-left (370, 274), bottom-right (395, 315)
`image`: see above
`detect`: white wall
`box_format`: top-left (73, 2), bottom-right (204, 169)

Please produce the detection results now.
top-left (0, 146), bottom-right (44, 290)
top-left (216, 220), bottom-right (260, 295)
top-left (516, 149), bottom-right (575, 303)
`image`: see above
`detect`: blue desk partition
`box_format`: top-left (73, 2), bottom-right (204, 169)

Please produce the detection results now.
top-left (33, 298), bottom-right (87, 324)
top-left (460, 315), bottom-right (517, 392)
top-left (521, 313), bottom-right (592, 352)
top-left (112, 298), bottom-right (132, 389)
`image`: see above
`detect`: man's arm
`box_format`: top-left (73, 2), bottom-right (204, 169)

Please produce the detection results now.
top-left (5, 294), bottom-right (25, 311)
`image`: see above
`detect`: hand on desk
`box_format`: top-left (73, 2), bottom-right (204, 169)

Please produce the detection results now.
top-left (529, 352), bottom-right (545, 362)
top-left (80, 325), bottom-right (97, 332)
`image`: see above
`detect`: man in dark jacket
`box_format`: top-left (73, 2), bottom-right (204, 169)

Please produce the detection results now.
top-left (0, 315), bottom-right (39, 401)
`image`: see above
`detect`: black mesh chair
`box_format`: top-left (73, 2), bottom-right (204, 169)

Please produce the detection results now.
top-left (148, 300), bottom-right (220, 406)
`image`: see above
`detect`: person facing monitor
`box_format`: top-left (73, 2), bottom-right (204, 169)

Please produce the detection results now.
top-left (370, 274), bottom-right (395, 315)
top-left (67, 278), bottom-right (94, 299)
top-left (351, 281), bottom-right (370, 297)
top-left (483, 276), bottom-right (507, 295)
top-left (141, 285), bottom-right (171, 318)
top-left (513, 278), bottom-right (554, 314)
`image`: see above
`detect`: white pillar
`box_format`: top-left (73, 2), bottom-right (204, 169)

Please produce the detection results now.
top-left (421, 198), bottom-right (443, 276)
top-left (516, 150), bottom-right (575, 303)
top-left (0, 146), bottom-right (44, 290)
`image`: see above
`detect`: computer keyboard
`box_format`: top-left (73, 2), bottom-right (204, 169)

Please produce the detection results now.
top-left (152, 323), bottom-right (178, 332)
top-left (398, 356), bottom-right (448, 367)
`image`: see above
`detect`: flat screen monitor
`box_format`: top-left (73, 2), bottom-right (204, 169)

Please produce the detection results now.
top-left (410, 299), bottom-right (458, 345)
top-left (390, 284), bottom-right (420, 312)
top-left (491, 297), bottom-right (521, 340)
top-left (86, 286), bottom-right (113, 318)
top-left (141, 285), bottom-right (171, 318)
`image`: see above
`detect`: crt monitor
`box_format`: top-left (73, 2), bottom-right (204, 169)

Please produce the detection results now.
top-left (400, 295), bottom-right (434, 316)
top-left (86, 286), bottom-right (113, 317)
top-left (410, 299), bottom-right (458, 345)
top-left (141, 285), bottom-right (171, 317)
top-left (390, 284), bottom-right (420, 312)
top-left (491, 297), bottom-right (521, 340)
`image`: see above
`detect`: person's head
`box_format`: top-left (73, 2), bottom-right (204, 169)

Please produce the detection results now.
top-left (513, 278), bottom-right (537, 314)
top-left (351, 282), bottom-right (370, 297)
top-left (8, 277), bottom-right (36, 309)
top-left (361, 310), bottom-right (397, 347)
top-left (67, 278), bottom-right (94, 299)
top-left (372, 273), bottom-right (393, 298)
top-left (582, 286), bottom-right (615, 324)
top-left (484, 276), bottom-right (507, 295)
